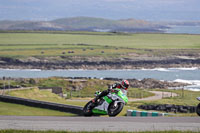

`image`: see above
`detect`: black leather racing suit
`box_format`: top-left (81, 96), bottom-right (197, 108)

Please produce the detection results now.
top-left (94, 83), bottom-right (122, 101)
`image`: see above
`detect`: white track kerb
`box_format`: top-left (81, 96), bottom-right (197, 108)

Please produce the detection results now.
top-left (127, 110), bottom-right (168, 117)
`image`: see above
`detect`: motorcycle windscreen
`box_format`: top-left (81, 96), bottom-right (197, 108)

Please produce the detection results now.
top-left (117, 89), bottom-right (128, 104)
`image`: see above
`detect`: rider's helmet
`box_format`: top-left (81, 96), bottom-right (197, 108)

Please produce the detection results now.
top-left (121, 80), bottom-right (129, 90)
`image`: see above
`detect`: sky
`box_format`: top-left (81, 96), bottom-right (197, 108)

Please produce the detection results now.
top-left (0, 0), bottom-right (200, 21)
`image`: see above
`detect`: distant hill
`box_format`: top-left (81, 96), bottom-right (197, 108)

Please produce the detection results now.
top-left (0, 20), bottom-right (62, 31)
top-left (0, 17), bottom-right (168, 32)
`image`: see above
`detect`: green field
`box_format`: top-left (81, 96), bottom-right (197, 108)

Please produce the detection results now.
top-left (5, 86), bottom-right (154, 116)
top-left (0, 101), bottom-right (76, 116)
top-left (0, 32), bottom-right (200, 57)
top-left (129, 89), bottom-right (200, 106)
top-left (1, 32), bottom-right (200, 48)
top-left (2, 78), bottom-right (154, 99)
top-left (7, 87), bottom-right (154, 106)
top-left (6, 86), bottom-right (200, 117)
top-left (6, 88), bottom-right (87, 107)
top-left (128, 89), bottom-right (200, 117)
top-left (2, 77), bottom-right (154, 117)
top-left (1, 77), bottom-right (200, 117)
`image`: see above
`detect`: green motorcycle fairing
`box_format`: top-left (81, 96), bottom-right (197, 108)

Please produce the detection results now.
top-left (92, 89), bottom-right (128, 115)
top-left (114, 88), bottom-right (128, 104)
top-left (92, 108), bottom-right (107, 115)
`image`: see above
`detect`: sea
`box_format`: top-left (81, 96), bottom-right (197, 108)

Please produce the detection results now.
top-left (0, 68), bottom-right (200, 91)
top-left (165, 26), bottom-right (200, 34)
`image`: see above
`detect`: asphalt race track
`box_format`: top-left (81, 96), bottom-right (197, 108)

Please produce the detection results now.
top-left (0, 116), bottom-right (200, 132)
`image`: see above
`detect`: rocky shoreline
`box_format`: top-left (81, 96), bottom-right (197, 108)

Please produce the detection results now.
top-left (0, 56), bottom-right (200, 70)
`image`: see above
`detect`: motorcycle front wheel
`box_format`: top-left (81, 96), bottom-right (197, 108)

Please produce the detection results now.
top-left (108, 102), bottom-right (124, 117)
top-left (83, 101), bottom-right (94, 116)
top-left (196, 103), bottom-right (200, 116)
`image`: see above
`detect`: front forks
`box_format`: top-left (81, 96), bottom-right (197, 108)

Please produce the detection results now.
top-left (113, 101), bottom-right (125, 107)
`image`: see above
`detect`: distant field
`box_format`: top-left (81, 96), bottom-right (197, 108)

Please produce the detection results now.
top-left (0, 32), bottom-right (200, 48)
top-left (0, 32), bottom-right (200, 57)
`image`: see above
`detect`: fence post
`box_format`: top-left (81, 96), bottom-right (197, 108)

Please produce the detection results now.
top-left (3, 77), bottom-right (6, 95)
top-left (70, 90), bottom-right (72, 98)
top-left (182, 87), bottom-right (184, 98)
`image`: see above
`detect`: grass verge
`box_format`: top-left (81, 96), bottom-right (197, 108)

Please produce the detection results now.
top-left (6, 87), bottom-right (87, 107)
top-left (127, 89), bottom-right (200, 117)
top-left (0, 101), bottom-right (76, 116)
top-left (5, 85), bottom-right (200, 116)
top-left (6, 87), bottom-right (153, 116)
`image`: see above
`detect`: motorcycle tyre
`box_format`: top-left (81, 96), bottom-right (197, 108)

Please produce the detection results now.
top-left (108, 102), bottom-right (124, 117)
top-left (83, 101), bottom-right (94, 116)
top-left (196, 103), bottom-right (200, 116)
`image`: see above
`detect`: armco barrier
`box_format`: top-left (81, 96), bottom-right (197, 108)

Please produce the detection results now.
top-left (0, 95), bottom-right (83, 115)
top-left (127, 110), bottom-right (168, 117)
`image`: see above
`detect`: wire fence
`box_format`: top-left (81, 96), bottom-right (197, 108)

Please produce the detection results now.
top-left (63, 91), bottom-right (151, 99)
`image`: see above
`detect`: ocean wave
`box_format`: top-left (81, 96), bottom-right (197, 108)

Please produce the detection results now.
top-left (141, 68), bottom-right (170, 72)
top-left (23, 69), bottom-right (42, 71)
top-left (0, 69), bottom-right (21, 71)
top-left (55, 69), bottom-right (85, 71)
top-left (185, 88), bottom-right (200, 92)
top-left (0, 69), bottom-right (42, 71)
top-left (173, 79), bottom-right (200, 91)
top-left (169, 67), bottom-right (199, 71)
top-left (141, 67), bottom-right (199, 72)
top-left (174, 79), bottom-right (200, 85)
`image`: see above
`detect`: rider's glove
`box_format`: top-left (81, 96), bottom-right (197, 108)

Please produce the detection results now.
top-left (112, 83), bottom-right (117, 88)
top-left (108, 85), bottom-right (112, 91)
top-left (108, 83), bottom-right (118, 92)
top-left (108, 88), bottom-right (112, 92)
top-left (113, 89), bottom-right (119, 93)
top-left (108, 83), bottom-right (117, 89)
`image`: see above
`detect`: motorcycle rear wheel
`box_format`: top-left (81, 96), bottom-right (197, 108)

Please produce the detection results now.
top-left (196, 103), bottom-right (200, 116)
top-left (108, 102), bottom-right (124, 117)
top-left (83, 101), bottom-right (94, 116)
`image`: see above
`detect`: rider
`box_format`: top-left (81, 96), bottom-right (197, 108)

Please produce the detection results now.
top-left (92, 79), bottom-right (130, 103)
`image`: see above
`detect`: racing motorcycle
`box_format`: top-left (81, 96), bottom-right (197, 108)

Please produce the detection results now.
top-left (83, 88), bottom-right (128, 117)
top-left (196, 97), bottom-right (200, 116)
